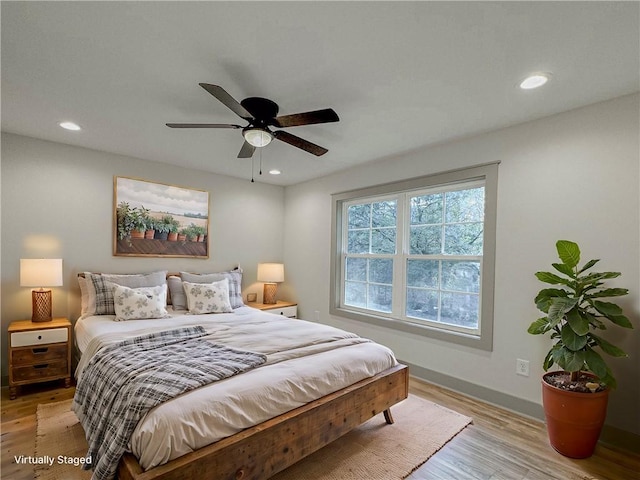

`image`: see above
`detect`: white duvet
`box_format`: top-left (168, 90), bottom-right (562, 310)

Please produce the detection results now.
top-left (74, 307), bottom-right (397, 470)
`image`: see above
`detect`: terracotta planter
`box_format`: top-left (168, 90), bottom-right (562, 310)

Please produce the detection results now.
top-left (542, 372), bottom-right (609, 458)
top-left (144, 229), bottom-right (155, 239)
top-left (197, 234), bottom-right (205, 242)
top-left (167, 232), bottom-right (178, 242)
top-left (131, 229), bottom-right (145, 239)
top-left (177, 234), bottom-right (187, 242)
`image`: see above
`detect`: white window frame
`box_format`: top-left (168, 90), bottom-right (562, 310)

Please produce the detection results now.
top-left (330, 163), bottom-right (498, 351)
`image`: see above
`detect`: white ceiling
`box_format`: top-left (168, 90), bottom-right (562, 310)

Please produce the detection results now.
top-left (2, 2), bottom-right (639, 186)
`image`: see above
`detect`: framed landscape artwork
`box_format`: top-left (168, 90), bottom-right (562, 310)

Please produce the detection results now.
top-left (113, 176), bottom-right (209, 258)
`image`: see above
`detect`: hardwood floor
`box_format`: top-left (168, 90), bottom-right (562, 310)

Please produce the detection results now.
top-left (2, 378), bottom-right (639, 480)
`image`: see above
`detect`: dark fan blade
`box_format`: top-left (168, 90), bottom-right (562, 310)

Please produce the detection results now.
top-left (199, 84), bottom-right (253, 121)
top-left (273, 108), bottom-right (339, 128)
top-left (237, 141), bottom-right (256, 158)
top-left (166, 123), bottom-right (242, 128)
top-left (273, 131), bottom-right (328, 156)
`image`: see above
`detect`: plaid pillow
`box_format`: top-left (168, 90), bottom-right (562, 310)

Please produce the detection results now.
top-left (90, 275), bottom-right (115, 315)
top-left (80, 271), bottom-right (168, 316)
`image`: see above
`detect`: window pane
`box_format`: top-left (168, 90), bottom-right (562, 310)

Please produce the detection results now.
top-left (346, 257), bottom-right (367, 282)
top-left (347, 230), bottom-right (370, 253)
top-left (410, 225), bottom-right (441, 255)
top-left (345, 281), bottom-right (366, 308)
top-left (368, 284), bottom-right (392, 312)
top-left (441, 261), bottom-right (480, 293)
top-left (444, 223), bottom-right (483, 255)
top-left (445, 187), bottom-right (484, 223)
top-left (407, 259), bottom-right (439, 288)
top-left (372, 228), bottom-right (396, 254)
top-left (440, 292), bottom-right (479, 328)
top-left (348, 204), bottom-right (370, 228)
top-left (406, 288), bottom-right (438, 321)
top-left (410, 193), bottom-right (443, 225)
top-left (372, 201), bottom-right (397, 227)
top-left (369, 258), bottom-right (393, 284)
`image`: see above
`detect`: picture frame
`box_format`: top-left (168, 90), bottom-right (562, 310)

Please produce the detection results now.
top-left (114, 176), bottom-right (209, 258)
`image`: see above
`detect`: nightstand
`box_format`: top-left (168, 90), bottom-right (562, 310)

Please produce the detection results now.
top-left (247, 300), bottom-right (297, 318)
top-left (8, 318), bottom-right (72, 399)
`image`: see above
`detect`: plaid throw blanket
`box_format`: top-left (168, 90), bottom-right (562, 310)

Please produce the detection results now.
top-left (71, 326), bottom-right (267, 480)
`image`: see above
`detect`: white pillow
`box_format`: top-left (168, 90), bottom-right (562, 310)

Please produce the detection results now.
top-left (183, 279), bottom-right (233, 315)
top-left (112, 284), bottom-right (169, 321)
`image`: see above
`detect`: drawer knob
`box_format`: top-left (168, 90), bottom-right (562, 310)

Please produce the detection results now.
top-left (37, 335), bottom-right (42, 340)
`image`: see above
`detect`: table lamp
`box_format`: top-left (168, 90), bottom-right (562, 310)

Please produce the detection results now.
top-left (20, 259), bottom-right (63, 322)
top-left (257, 263), bottom-right (284, 305)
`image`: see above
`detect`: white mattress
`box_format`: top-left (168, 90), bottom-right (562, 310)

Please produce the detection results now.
top-left (74, 308), bottom-right (397, 470)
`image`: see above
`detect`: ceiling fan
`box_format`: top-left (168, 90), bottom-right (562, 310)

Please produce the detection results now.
top-left (167, 83), bottom-right (339, 158)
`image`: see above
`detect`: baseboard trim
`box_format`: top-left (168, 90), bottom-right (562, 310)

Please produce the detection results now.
top-left (401, 359), bottom-right (640, 455)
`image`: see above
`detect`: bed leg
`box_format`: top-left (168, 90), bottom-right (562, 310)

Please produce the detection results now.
top-left (383, 408), bottom-right (394, 424)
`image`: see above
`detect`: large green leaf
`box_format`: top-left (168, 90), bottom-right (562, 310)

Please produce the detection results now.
top-left (584, 348), bottom-right (608, 379)
top-left (579, 272), bottom-right (621, 287)
top-left (566, 308), bottom-right (590, 335)
top-left (578, 258), bottom-right (600, 274)
top-left (583, 311), bottom-right (606, 329)
top-left (556, 240), bottom-right (580, 268)
top-left (534, 288), bottom-right (568, 313)
top-left (592, 300), bottom-right (623, 316)
top-left (552, 262), bottom-right (575, 278)
top-left (547, 297), bottom-right (579, 325)
top-left (607, 314), bottom-right (634, 329)
top-left (528, 317), bottom-right (550, 335)
top-left (585, 288), bottom-right (629, 299)
top-left (535, 271), bottom-right (571, 286)
top-left (563, 350), bottom-right (586, 372)
top-left (591, 333), bottom-right (628, 357)
top-left (543, 350), bottom-right (554, 371)
top-left (561, 323), bottom-right (588, 351)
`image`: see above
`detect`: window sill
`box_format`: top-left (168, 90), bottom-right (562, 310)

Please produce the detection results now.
top-left (330, 305), bottom-right (493, 351)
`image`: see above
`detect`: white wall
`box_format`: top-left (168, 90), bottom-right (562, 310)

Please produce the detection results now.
top-left (1, 133), bottom-right (286, 379)
top-left (283, 94), bottom-right (640, 436)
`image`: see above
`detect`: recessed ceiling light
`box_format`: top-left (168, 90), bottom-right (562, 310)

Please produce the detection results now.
top-left (269, 169), bottom-right (281, 175)
top-left (59, 121), bottom-right (82, 131)
top-left (519, 73), bottom-right (550, 90)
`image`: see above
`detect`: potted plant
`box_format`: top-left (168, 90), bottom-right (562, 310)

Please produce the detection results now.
top-left (129, 206), bottom-right (149, 239)
top-left (164, 216), bottom-right (180, 241)
top-left (116, 201), bottom-right (135, 240)
top-left (144, 217), bottom-right (156, 239)
top-left (153, 215), bottom-right (173, 241)
top-left (528, 240), bottom-right (633, 458)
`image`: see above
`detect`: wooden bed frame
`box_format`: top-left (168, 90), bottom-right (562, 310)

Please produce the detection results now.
top-left (118, 363), bottom-right (408, 480)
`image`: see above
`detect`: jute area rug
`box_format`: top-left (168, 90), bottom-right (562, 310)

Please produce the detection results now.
top-left (34, 394), bottom-right (472, 480)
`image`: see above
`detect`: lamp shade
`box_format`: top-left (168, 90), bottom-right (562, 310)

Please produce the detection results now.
top-left (257, 263), bottom-right (284, 283)
top-left (20, 259), bottom-right (63, 287)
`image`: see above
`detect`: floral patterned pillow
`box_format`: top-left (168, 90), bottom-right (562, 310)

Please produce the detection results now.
top-left (112, 284), bottom-right (169, 321)
top-left (183, 279), bottom-right (233, 314)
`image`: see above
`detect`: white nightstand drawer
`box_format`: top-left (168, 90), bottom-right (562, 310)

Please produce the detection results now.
top-left (268, 306), bottom-right (297, 318)
top-left (11, 327), bottom-right (68, 347)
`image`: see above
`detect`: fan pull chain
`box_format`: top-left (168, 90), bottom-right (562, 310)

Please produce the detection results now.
top-left (259, 148), bottom-right (263, 176)
top-left (251, 155), bottom-right (255, 183)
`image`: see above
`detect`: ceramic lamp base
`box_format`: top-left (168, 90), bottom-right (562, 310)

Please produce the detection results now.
top-left (32, 289), bottom-right (53, 322)
top-left (263, 283), bottom-right (278, 304)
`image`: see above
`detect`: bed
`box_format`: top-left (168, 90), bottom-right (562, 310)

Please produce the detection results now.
top-left (73, 271), bottom-right (408, 480)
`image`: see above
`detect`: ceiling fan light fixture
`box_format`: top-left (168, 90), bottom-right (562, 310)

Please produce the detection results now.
top-left (243, 128), bottom-right (273, 147)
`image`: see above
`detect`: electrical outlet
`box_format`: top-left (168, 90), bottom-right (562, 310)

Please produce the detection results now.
top-left (516, 359), bottom-right (530, 377)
